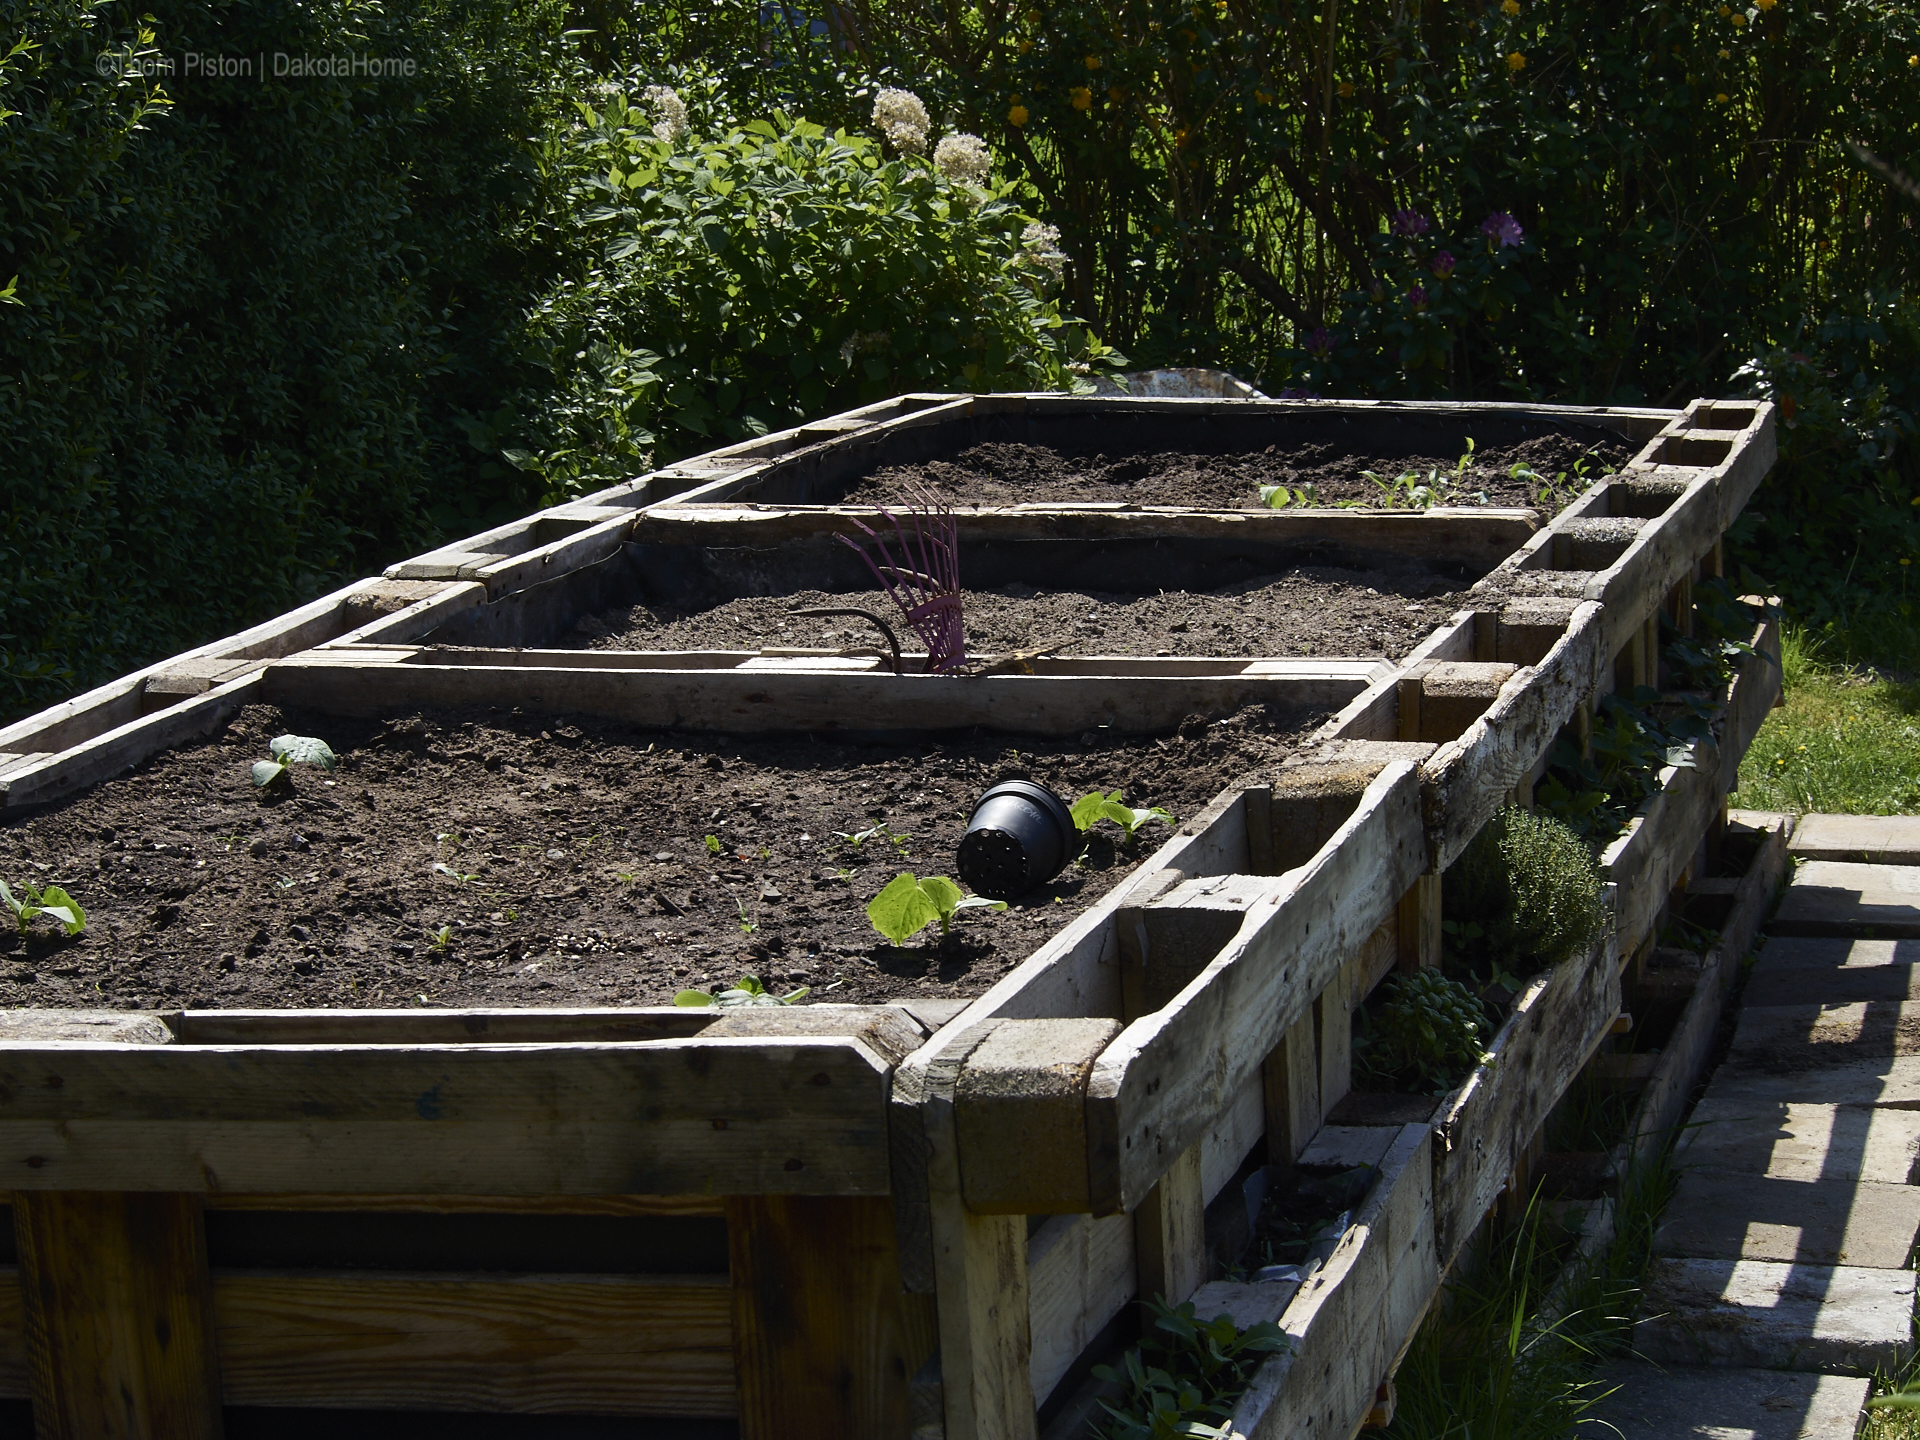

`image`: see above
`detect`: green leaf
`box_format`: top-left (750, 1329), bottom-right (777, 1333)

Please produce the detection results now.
top-left (1069, 791), bottom-right (1110, 832)
top-left (673, 989), bottom-right (715, 1006)
top-left (250, 759), bottom-right (288, 788)
top-left (867, 872), bottom-right (940, 945)
top-left (952, 895), bottom-right (1008, 916)
top-left (0, 879), bottom-right (19, 919)
top-left (270, 735), bottom-right (336, 770)
top-left (36, 886), bottom-right (84, 935)
top-left (919, 874), bottom-right (965, 918)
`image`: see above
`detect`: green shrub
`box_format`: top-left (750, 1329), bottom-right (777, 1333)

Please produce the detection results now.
top-left (1445, 806), bottom-right (1609, 979)
top-left (1356, 969), bottom-right (1491, 1097)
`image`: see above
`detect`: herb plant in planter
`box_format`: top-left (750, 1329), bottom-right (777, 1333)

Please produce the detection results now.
top-left (1443, 806), bottom-right (1609, 989)
top-left (1354, 969), bottom-right (1492, 1096)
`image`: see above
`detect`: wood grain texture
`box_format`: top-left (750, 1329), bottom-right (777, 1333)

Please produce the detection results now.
top-left (728, 1194), bottom-right (936, 1440)
top-left (1232, 1124), bottom-right (1437, 1440)
top-left (1134, 1142), bottom-right (1207, 1308)
top-left (170, 1007), bottom-right (716, 1046)
top-left (202, 1193), bottom-right (725, 1216)
top-left (0, 1266), bottom-right (21, 1397)
top-left (0, 1037), bottom-right (894, 1197)
top-left (1584, 473), bottom-right (1723, 665)
top-left (1086, 763), bottom-right (1425, 1214)
top-left (1432, 932), bottom-right (1621, 1262)
top-left (213, 1269), bottom-right (732, 1416)
top-left (1719, 604), bottom-right (1783, 796)
top-left (17, 1191), bottom-right (224, 1440)
top-left (1602, 741), bottom-right (1723, 960)
top-left (1028, 1212), bottom-right (1135, 1407)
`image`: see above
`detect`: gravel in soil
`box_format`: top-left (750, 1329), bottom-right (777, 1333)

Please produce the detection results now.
top-left (822, 435), bottom-right (1631, 512)
top-left (0, 704), bottom-right (1316, 1012)
top-left (569, 567), bottom-right (1474, 663)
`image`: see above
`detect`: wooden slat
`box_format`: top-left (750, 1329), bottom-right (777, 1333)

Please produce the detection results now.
top-left (1431, 931), bottom-right (1621, 1262)
top-left (0, 1037), bottom-right (894, 1196)
top-left (203, 1194), bottom-right (725, 1216)
top-left (171, 1007), bottom-right (716, 1046)
top-left (0, 1267), bottom-right (21, 1397)
top-left (212, 1269), bottom-right (731, 1415)
top-left (1719, 603), bottom-right (1783, 795)
top-left (1602, 739), bottom-right (1722, 958)
top-left (728, 1195), bottom-right (936, 1440)
top-left (1028, 1213), bottom-right (1135, 1407)
top-left (1086, 762), bottom-right (1425, 1214)
top-left (17, 1191), bottom-right (224, 1439)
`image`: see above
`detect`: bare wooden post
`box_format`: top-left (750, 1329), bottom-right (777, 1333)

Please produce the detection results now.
top-left (1134, 1143), bottom-right (1207, 1307)
top-left (728, 1194), bottom-right (937, 1440)
top-left (1395, 874), bottom-right (1441, 975)
top-left (1262, 1014), bottom-right (1320, 1167)
top-left (16, 1191), bottom-right (224, 1440)
top-left (1318, 963), bottom-right (1356, 1121)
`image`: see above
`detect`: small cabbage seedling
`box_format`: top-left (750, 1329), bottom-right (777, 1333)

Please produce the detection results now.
top-left (0, 879), bottom-right (86, 936)
top-left (251, 734), bottom-right (337, 788)
top-left (704, 834), bottom-right (722, 854)
top-left (1071, 790), bottom-right (1175, 845)
top-left (674, 974), bottom-right (809, 1007)
top-left (429, 924), bottom-right (453, 950)
top-left (867, 872), bottom-right (1006, 945)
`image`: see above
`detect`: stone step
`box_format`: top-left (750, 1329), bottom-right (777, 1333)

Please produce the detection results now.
top-left (1747, 950), bottom-right (1920, 1010)
top-left (1753, 937), bottom-right (1920, 973)
top-left (1677, 1099), bottom-right (1920, 1184)
top-left (1791, 814), bottom-right (1920, 866)
top-left (1654, 1167), bottom-right (1920, 1268)
top-left (1706, 1053), bottom-right (1920, 1111)
top-left (1634, 1258), bottom-right (1914, 1372)
top-left (1728, 1000), bottom-right (1920, 1073)
top-left (1772, 861), bottom-right (1920, 938)
top-left (1586, 1360), bottom-right (1870, 1440)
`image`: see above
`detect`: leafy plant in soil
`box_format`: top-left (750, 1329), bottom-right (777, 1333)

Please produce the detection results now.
top-left (1534, 688), bottom-right (1709, 847)
top-left (1443, 806), bottom-right (1608, 985)
top-left (1357, 437), bottom-right (1488, 510)
top-left (1354, 969), bottom-right (1492, 1096)
top-left (867, 873), bottom-right (1006, 945)
top-left (1092, 1296), bottom-right (1290, 1440)
top-left (673, 974), bottom-right (810, 1007)
top-left (0, 879), bottom-right (85, 936)
top-left (250, 734), bottom-right (337, 789)
top-left (1509, 443), bottom-right (1608, 510)
top-left (1071, 790), bottom-right (1175, 847)
top-left (837, 482), bottom-right (967, 672)
top-left (1660, 579), bottom-right (1775, 692)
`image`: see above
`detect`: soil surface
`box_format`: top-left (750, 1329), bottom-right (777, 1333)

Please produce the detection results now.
top-left (0, 703), bottom-right (1316, 1012)
top-left (822, 435), bottom-right (1630, 512)
top-left (569, 568), bottom-right (1473, 663)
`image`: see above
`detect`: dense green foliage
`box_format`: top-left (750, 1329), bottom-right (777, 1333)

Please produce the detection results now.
top-left (1355, 968), bottom-right (1490, 1096)
top-left (1445, 806), bottom-right (1608, 978)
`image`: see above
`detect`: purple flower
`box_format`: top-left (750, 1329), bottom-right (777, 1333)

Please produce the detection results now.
top-left (1391, 209), bottom-right (1432, 237)
top-left (1480, 211), bottom-right (1524, 247)
top-left (1431, 250), bottom-right (1456, 278)
top-left (1306, 325), bottom-right (1333, 358)
top-left (1408, 284), bottom-right (1429, 310)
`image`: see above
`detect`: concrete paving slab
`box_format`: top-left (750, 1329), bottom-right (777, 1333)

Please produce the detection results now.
top-left (1753, 938), bottom-right (1920, 973)
top-left (1792, 814), bottom-right (1920, 866)
top-left (1582, 1360), bottom-right (1870, 1440)
top-left (1730, 1001), bottom-right (1920, 1073)
top-left (1635, 1258), bottom-right (1914, 1372)
top-left (1677, 1099), bottom-right (1920, 1184)
top-left (1773, 862), bottom-right (1920, 938)
top-left (1706, 1054), bottom-right (1920, 1110)
top-left (1655, 1168), bottom-right (1920, 1268)
top-left (1746, 961), bottom-right (1920, 1009)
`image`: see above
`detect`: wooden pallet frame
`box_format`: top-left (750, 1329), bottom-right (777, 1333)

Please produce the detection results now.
top-left (0, 394), bottom-right (1776, 1440)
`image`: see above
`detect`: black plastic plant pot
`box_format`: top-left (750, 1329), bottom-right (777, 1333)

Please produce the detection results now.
top-left (956, 780), bottom-right (1076, 901)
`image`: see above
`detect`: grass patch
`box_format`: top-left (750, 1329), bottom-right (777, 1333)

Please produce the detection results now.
top-left (1734, 622), bottom-right (1920, 815)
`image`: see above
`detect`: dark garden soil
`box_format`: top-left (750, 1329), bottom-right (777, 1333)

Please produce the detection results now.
top-left (821, 435), bottom-right (1631, 512)
top-left (569, 567), bottom-right (1474, 663)
top-left (0, 703), bottom-right (1317, 1012)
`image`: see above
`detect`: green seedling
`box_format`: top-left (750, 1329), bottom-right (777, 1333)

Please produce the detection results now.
top-left (504, 906), bottom-right (519, 922)
top-left (835, 821), bottom-right (891, 849)
top-left (430, 924), bottom-right (453, 950)
top-left (275, 876), bottom-right (297, 891)
top-left (704, 834), bottom-right (722, 854)
top-left (431, 862), bottom-right (479, 884)
top-left (867, 872), bottom-right (1006, 945)
top-left (0, 879), bottom-right (85, 936)
top-left (251, 734), bottom-right (337, 789)
top-left (674, 974), bottom-right (809, 1007)
top-left (735, 897), bottom-right (757, 934)
top-left (834, 867), bottom-right (854, 882)
top-left (1071, 790), bottom-right (1175, 846)
top-left (1259, 482), bottom-right (1318, 509)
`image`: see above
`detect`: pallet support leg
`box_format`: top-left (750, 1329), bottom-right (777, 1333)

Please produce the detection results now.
top-left (1395, 873), bottom-right (1441, 975)
top-left (1262, 1011), bottom-right (1320, 1168)
top-left (1134, 1142), bottom-right (1207, 1307)
top-left (15, 1190), bottom-right (224, 1440)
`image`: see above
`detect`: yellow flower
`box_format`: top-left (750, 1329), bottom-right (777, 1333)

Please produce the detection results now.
top-left (1718, 4), bottom-right (1730, 14)
top-left (1911, 53), bottom-right (1918, 66)
top-left (1108, 84), bottom-right (1125, 102)
top-left (1008, 103), bottom-right (1029, 126)
top-left (1505, 50), bottom-right (1527, 71)
top-left (1755, 0), bottom-right (1775, 7)
top-left (1085, 54), bottom-right (1102, 69)
top-left (1026, 8), bottom-right (1042, 23)
top-left (1731, 11), bottom-right (1747, 24)
top-left (1501, 0), bottom-right (1520, 12)
top-left (1337, 79), bottom-right (1355, 96)
top-left (1070, 85), bottom-right (1092, 110)
top-left (1719, 46), bottom-right (1731, 57)
top-left (1715, 90), bottom-right (1729, 101)
top-left (1018, 38), bottom-right (1033, 52)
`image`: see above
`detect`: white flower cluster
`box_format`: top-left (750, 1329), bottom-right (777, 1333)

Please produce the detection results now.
top-left (934, 132), bottom-right (991, 183)
top-left (1022, 221), bottom-right (1068, 282)
top-left (872, 87), bottom-right (930, 155)
top-left (643, 85), bottom-right (689, 144)
top-left (838, 330), bottom-right (891, 366)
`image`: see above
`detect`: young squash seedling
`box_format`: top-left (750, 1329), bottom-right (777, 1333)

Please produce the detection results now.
top-left (251, 734), bottom-right (337, 789)
top-left (0, 879), bottom-right (86, 936)
top-left (867, 873), bottom-right (1006, 945)
top-left (673, 974), bottom-right (810, 1007)
top-left (1071, 790), bottom-right (1176, 847)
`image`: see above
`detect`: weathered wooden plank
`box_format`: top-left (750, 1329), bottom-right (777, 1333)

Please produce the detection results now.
top-left (262, 654), bottom-right (1369, 738)
top-left (1028, 1212), bottom-right (1134, 1407)
top-left (1134, 1142), bottom-right (1207, 1307)
top-left (957, 1019), bottom-right (1121, 1214)
top-left (203, 1193), bottom-right (725, 1216)
top-left (1602, 740), bottom-right (1722, 958)
top-left (2, 671), bottom-right (265, 811)
top-left (0, 1037), bottom-right (895, 1196)
top-left (1086, 762), bottom-right (1425, 1214)
top-left (210, 1270), bottom-right (733, 1415)
top-left (1418, 601), bottom-right (1605, 870)
top-left (1432, 932), bottom-right (1620, 1262)
top-left (17, 1191), bottom-right (223, 1439)
top-left (1584, 473), bottom-right (1723, 664)
top-left (1719, 603), bottom-right (1782, 795)
top-left (0, 1266), bottom-right (21, 1396)
top-left (169, 1007), bottom-right (716, 1046)
top-left (729, 1194), bottom-right (936, 1440)
top-left (1231, 1124), bottom-right (1437, 1440)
